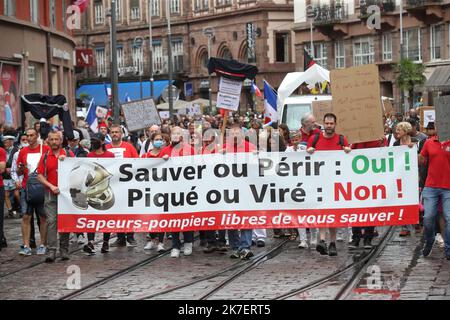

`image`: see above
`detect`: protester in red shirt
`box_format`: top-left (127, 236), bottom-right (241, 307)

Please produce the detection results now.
top-left (159, 126), bottom-right (195, 158)
top-left (307, 113), bottom-right (351, 257)
top-left (17, 128), bottom-right (50, 256)
top-left (419, 128), bottom-right (450, 260)
top-left (0, 146), bottom-right (6, 251)
top-left (106, 124), bottom-right (139, 247)
top-left (37, 131), bottom-right (74, 262)
top-left (222, 123), bottom-right (257, 153)
top-left (300, 113), bottom-right (321, 143)
top-left (83, 133), bottom-right (115, 255)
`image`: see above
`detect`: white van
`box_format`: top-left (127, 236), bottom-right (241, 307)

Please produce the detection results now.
top-left (279, 95), bottom-right (332, 131)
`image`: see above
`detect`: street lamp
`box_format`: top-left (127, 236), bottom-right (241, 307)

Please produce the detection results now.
top-left (148, 0), bottom-right (154, 100)
top-left (306, 4), bottom-right (316, 58)
top-left (166, 1), bottom-right (174, 118)
top-left (110, 0), bottom-right (120, 125)
top-left (203, 27), bottom-right (214, 114)
top-left (133, 36), bottom-right (144, 100)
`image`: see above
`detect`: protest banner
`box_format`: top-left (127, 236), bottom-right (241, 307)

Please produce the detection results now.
top-left (121, 98), bottom-right (160, 132)
top-left (331, 64), bottom-right (385, 144)
top-left (435, 96), bottom-right (450, 141)
top-left (58, 146), bottom-right (419, 233)
top-left (312, 100), bottom-right (333, 126)
top-left (419, 106), bottom-right (435, 131)
top-left (216, 77), bottom-right (242, 111)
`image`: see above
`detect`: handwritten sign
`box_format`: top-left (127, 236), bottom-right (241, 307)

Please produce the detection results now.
top-left (312, 100), bottom-right (333, 126)
top-left (159, 111), bottom-right (170, 120)
top-left (121, 98), bottom-right (161, 132)
top-left (331, 64), bottom-right (384, 144)
top-left (217, 77), bottom-right (242, 111)
top-left (382, 99), bottom-right (394, 116)
top-left (435, 96), bottom-right (450, 141)
top-left (419, 106), bottom-right (435, 131)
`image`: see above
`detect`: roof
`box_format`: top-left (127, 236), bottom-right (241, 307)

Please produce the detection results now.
top-left (425, 65), bottom-right (450, 91)
top-left (76, 80), bottom-right (170, 106)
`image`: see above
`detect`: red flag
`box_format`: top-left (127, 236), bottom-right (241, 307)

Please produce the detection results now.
top-left (304, 48), bottom-right (316, 71)
top-left (74, 0), bottom-right (88, 13)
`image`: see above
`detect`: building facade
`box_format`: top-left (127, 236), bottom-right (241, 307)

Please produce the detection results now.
top-left (0, 0), bottom-right (77, 128)
top-left (75, 0), bottom-right (295, 113)
top-left (294, 0), bottom-right (450, 110)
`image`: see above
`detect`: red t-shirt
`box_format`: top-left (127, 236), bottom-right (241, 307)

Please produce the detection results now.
top-left (301, 128), bottom-right (321, 143)
top-left (106, 141), bottom-right (139, 158)
top-left (202, 145), bottom-right (219, 154)
top-left (87, 150), bottom-right (115, 158)
top-left (159, 143), bottom-right (196, 158)
top-left (37, 148), bottom-right (74, 189)
top-left (351, 138), bottom-right (387, 150)
top-left (223, 140), bottom-right (257, 153)
top-left (16, 144), bottom-right (51, 188)
top-left (141, 150), bottom-right (162, 158)
top-left (307, 133), bottom-right (349, 151)
top-left (420, 137), bottom-right (450, 189)
top-left (0, 147), bottom-right (6, 188)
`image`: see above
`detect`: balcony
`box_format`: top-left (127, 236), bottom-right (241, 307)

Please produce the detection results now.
top-left (313, 3), bottom-right (348, 26)
top-left (359, 0), bottom-right (396, 18)
top-left (406, 0), bottom-right (443, 23)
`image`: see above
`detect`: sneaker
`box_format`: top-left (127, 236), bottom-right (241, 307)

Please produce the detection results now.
top-left (45, 250), bottom-right (56, 263)
top-left (36, 245), bottom-right (46, 255)
top-left (256, 240), bottom-right (265, 248)
top-left (349, 239), bottom-right (360, 250)
top-left (298, 240), bottom-right (309, 249)
top-left (363, 238), bottom-right (373, 250)
top-left (83, 242), bottom-right (95, 255)
top-left (60, 249), bottom-right (70, 261)
top-left (422, 242), bottom-right (433, 257)
top-left (19, 246), bottom-right (32, 256)
top-left (240, 249), bottom-right (254, 260)
top-left (111, 239), bottom-right (127, 247)
top-left (435, 234), bottom-right (445, 248)
top-left (328, 242), bottom-right (338, 256)
top-left (157, 243), bottom-right (165, 253)
top-left (167, 233), bottom-right (172, 240)
top-left (399, 230), bottom-right (411, 237)
top-left (171, 248), bottom-right (180, 258)
top-left (183, 243), bottom-right (193, 256)
top-left (77, 234), bottom-right (85, 245)
top-left (316, 240), bottom-right (328, 255)
top-left (203, 244), bottom-right (218, 253)
top-left (101, 242), bottom-right (109, 253)
top-left (126, 237), bottom-right (137, 247)
top-left (144, 241), bottom-right (156, 250)
top-left (230, 250), bottom-right (240, 259)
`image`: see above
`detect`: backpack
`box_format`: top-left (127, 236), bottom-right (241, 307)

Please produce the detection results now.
top-left (311, 133), bottom-right (345, 149)
top-left (26, 152), bottom-right (48, 204)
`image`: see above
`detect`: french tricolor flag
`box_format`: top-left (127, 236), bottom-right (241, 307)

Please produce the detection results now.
top-left (263, 80), bottom-right (278, 124)
top-left (251, 81), bottom-right (262, 98)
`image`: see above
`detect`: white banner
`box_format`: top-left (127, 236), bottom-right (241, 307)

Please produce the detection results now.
top-left (57, 147), bottom-right (419, 233)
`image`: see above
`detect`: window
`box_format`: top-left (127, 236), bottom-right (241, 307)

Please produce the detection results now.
top-left (132, 44), bottom-right (144, 75)
top-left (353, 37), bottom-right (374, 66)
top-left (94, 1), bottom-right (104, 25)
top-left (153, 42), bottom-right (164, 73)
top-left (95, 48), bottom-right (106, 76)
top-left (116, 0), bottom-right (122, 21)
top-left (275, 33), bottom-right (290, 63)
top-left (170, 0), bottom-right (180, 13)
top-left (28, 65), bottom-right (36, 82)
top-left (306, 43), bottom-right (327, 68)
top-left (150, 0), bottom-right (160, 16)
top-left (28, 63), bottom-right (43, 93)
top-left (335, 41), bottom-right (345, 69)
top-left (430, 25), bottom-right (443, 61)
top-left (4, 0), bottom-right (15, 16)
top-left (382, 33), bottom-right (392, 61)
top-left (117, 46), bottom-right (124, 71)
top-left (30, 0), bottom-right (39, 23)
top-left (130, 0), bottom-right (140, 20)
top-left (221, 47), bottom-right (233, 60)
top-left (402, 28), bottom-right (421, 62)
top-left (50, 0), bottom-right (56, 28)
top-left (216, 0), bottom-right (231, 6)
top-left (195, 0), bottom-right (209, 10)
top-left (172, 40), bottom-right (184, 72)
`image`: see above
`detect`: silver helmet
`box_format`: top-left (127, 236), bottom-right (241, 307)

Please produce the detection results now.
top-left (69, 162), bottom-right (114, 210)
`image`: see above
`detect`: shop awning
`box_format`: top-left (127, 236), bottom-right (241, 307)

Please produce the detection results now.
top-left (76, 80), bottom-right (170, 106)
top-left (425, 65), bottom-right (450, 91)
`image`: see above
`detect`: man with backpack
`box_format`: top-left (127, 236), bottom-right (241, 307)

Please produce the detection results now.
top-left (16, 128), bottom-right (50, 256)
top-left (2, 130), bottom-right (21, 217)
top-left (37, 131), bottom-right (74, 262)
top-left (307, 113), bottom-right (351, 257)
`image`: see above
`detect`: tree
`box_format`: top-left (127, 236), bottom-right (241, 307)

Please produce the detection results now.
top-left (395, 58), bottom-right (426, 107)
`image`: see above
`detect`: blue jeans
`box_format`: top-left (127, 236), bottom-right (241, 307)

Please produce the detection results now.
top-left (422, 187), bottom-right (450, 255)
top-left (171, 231), bottom-right (194, 250)
top-left (227, 229), bottom-right (253, 251)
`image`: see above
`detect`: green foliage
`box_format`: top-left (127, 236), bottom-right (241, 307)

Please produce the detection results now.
top-left (395, 58), bottom-right (426, 93)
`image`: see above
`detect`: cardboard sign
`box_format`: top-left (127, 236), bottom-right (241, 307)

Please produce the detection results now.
top-left (312, 100), bottom-right (333, 125)
top-left (121, 98), bottom-right (161, 132)
top-left (331, 64), bottom-right (384, 144)
top-left (435, 96), bottom-right (450, 141)
top-left (419, 106), bottom-right (435, 131)
top-left (159, 111), bottom-right (170, 120)
top-left (382, 99), bottom-right (394, 116)
top-left (217, 77), bottom-right (242, 111)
